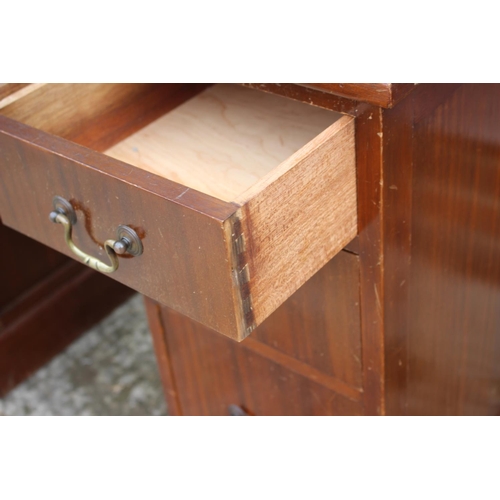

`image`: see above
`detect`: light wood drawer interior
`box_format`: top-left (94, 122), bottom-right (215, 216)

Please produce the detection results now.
top-left (0, 84), bottom-right (356, 340)
top-left (105, 84), bottom-right (342, 203)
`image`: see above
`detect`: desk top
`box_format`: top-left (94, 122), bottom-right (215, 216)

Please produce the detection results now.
top-left (1, 83), bottom-right (417, 111)
top-left (299, 83), bottom-right (416, 108)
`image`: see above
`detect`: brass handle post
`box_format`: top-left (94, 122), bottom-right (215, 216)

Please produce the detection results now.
top-left (49, 196), bottom-right (143, 274)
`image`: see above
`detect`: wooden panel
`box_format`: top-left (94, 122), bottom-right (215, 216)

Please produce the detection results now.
top-left (106, 84), bottom-right (340, 202)
top-left (343, 236), bottom-right (360, 255)
top-left (0, 223), bottom-right (67, 308)
top-left (0, 84), bottom-right (357, 341)
top-left (379, 85), bottom-right (469, 416)
top-left (380, 91), bottom-right (415, 416)
top-left (355, 104), bottom-right (385, 415)
top-left (241, 337), bottom-right (361, 402)
top-left (407, 84), bottom-right (500, 415)
top-left (354, 85), bottom-right (469, 416)
top-left (252, 250), bottom-right (362, 388)
top-left (243, 83), bottom-right (416, 114)
top-left (0, 84), bottom-right (30, 102)
top-left (0, 83), bottom-right (209, 152)
top-left (412, 84), bottom-right (462, 124)
top-left (0, 259), bottom-right (133, 396)
top-left (237, 116), bottom-right (357, 327)
top-left (0, 116), bottom-right (241, 338)
top-left (242, 83), bottom-right (364, 116)
top-left (0, 83), bottom-right (45, 109)
top-left (301, 83), bottom-right (416, 108)
top-left (155, 302), bottom-right (363, 416)
top-left (143, 298), bottom-right (182, 415)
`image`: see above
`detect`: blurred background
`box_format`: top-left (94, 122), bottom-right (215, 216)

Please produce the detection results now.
top-left (0, 295), bottom-right (167, 416)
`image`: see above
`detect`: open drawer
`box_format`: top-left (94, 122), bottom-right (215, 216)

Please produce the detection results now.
top-left (0, 84), bottom-right (356, 340)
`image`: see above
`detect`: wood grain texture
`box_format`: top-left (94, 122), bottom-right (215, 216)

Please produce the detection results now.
top-left (412, 84), bottom-right (462, 124)
top-left (143, 298), bottom-right (183, 415)
top-left (0, 223), bottom-right (67, 309)
top-left (0, 259), bottom-right (133, 396)
top-left (343, 236), bottom-right (360, 255)
top-left (144, 250), bottom-right (363, 415)
top-left (0, 115), bottom-right (242, 338)
top-left (136, 83), bottom-right (500, 416)
top-left (406, 84), bottom-right (500, 415)
top-left (106, 84), bottom-right (340, 202)
top-left (154, 300), bottom-right (363, 416)
top-left (237, 116), bottom-right (357, 328)
top-left (301, 83), bottom-right (416, 109)
top-left (0, 83), bottom-right (46, 110)
top-left (380, 93), bottom-right (414, 416)
top-left (242, 83), bottom-right (364, 116)
top-left (355, 89), bottom-right (440, 415)
top-left (242, 337), bottom-right (362, 402)
top-left (355, 105), bottom-right (385, 415)
top-left (251, 250), bottom-right (362, 388)
top-left (0, 83), bottom-right (209, 153)
top-left (0, 84), bottom-right (31, 102)
top-left (0, 84), bottom-right (356, 340)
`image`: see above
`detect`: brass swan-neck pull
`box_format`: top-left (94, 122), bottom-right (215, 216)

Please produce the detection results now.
top-left (49, 196), bottom-right (143, 274)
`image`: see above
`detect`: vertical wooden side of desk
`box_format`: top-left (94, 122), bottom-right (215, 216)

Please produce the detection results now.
top-left (401, 84), bottom-right (500, 415)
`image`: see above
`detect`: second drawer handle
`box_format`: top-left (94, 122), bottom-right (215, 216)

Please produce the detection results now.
top-left (49, 196), bottom-right (143, 274)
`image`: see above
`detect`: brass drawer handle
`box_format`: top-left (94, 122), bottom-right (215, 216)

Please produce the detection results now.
top-left (49, 196), bottom-right (143, 274)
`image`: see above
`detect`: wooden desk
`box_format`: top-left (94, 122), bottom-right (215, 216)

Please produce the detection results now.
top-left (0, 223), bottom-right (133, 396)
top-left (1, 83), bottom-right (498, 415)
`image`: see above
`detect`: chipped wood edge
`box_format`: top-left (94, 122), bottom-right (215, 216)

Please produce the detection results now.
top-left (298, 83), bottom-right (417, 109)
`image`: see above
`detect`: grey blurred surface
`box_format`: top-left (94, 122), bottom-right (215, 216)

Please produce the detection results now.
top-left (0, 294), bottom-right (167, 416)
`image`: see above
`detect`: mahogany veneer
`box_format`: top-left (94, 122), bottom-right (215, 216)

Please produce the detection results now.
top-left (1, 83), bottom-right (499, 415)
top-left (0, 84), bottom-right (356, 340)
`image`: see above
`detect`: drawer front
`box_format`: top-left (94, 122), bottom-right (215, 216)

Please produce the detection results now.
top-left (0, 97), bottom-right (356, 340)
top-left (0, 116), bottom-right (240, 336)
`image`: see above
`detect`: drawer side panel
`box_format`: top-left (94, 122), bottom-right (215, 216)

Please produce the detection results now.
top-left (240, 116), bottom-right (357, 328)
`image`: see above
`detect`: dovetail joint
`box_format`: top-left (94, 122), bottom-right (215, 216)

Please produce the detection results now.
top-left (231, 219), bottom-right (255, 335)
top-left (238, 264), bottom-right (250, 284)
top-left (234, 234), bottom-right (246, 255)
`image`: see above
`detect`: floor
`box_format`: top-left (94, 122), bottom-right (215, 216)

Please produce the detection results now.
top-left (0, 295), bottom-right (168, 416)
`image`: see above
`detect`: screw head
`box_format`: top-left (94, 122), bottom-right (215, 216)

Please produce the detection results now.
top-left (52, 196), bottom-right (77, 225)
top-left (113, 239), bottom-right (129, 255)
top-left (116, 225), bottom-right (143, 256)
